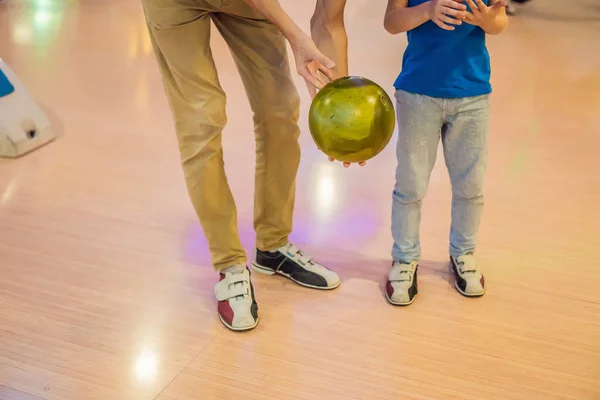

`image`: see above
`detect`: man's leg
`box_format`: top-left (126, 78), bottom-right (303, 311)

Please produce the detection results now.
top-left (442, 94), bottom-right (490, 297)
top-left (142, 1), bottom-right (258, 331)
top-left (141, 1), bottom-right (246, 271)
top-left (387, 90), bottom-right (443, 306)
top-left (211, 3), bottom-right (340, 290)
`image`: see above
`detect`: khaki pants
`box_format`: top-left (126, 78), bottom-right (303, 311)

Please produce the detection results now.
top-left (142, 0), bottom-right (301, 271)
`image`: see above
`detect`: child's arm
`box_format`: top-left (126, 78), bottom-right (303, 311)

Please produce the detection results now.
top-left (384, 0), bottom-right (468, 34)
top-left (464, 0), bottom-right (508, 35)
top-left (310, 0), bottom-right (349, 80)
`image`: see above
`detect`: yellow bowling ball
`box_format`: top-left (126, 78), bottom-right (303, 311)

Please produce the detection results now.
top-left (308, 76), bottom-right (395, 163)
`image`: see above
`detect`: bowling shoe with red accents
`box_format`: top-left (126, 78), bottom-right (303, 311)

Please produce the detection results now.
top-left (214, 268), bottom-right (259, 331)
top-left (385, 261), bottom-right (418, 306)
top-left (450, 254), bottom-right (486, 297)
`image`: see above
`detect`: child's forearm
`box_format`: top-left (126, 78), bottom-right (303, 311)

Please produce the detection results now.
top-left (310, 0), bottom-right (349, 78)
top-left (310, 25), bottom-right (349, 79)
top-left (384, 1), bottom-right (431, 34)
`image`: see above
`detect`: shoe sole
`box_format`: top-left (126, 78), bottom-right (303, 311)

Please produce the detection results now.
top-left (218, 314), bottom-right (259, 332)
top-left (251, 262), bottom-right (340, 290)
top-left (385, 290), bottom-right (417, 306)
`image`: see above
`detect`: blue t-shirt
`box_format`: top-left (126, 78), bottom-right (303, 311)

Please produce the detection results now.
top-left (393, 0), bottom-right (491, 99)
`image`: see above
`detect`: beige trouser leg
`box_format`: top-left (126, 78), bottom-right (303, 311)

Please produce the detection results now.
top-left (142, 0), bottom-right (301, 271)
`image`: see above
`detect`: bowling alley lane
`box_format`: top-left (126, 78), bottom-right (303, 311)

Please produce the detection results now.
top-left (1, 0), bottom-right (600, 399)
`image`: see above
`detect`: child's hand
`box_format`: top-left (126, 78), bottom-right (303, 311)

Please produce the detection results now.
top-left (428, 0), bottom-right (468, 31)
top-left (317, 147), bottom-right (367, 168)
top-left (464, 0), bottom-right (508, 28)
top-left (327, 157), bottom-right (367, 168)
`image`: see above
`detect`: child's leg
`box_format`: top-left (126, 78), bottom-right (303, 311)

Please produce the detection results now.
top-left (391, 90), bottom-right (444, 263)
top-left (441, 95), bottom-right (491, 257)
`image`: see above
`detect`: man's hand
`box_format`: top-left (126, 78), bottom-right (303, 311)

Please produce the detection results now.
top-left (318, 149), bottom-right (366, 168)
top-left (240, 0), bottom-right (335, 97)
top-left (427, 0), bottom-right (468, 31)
top-left (463, 0), bottom-right (508, 34)
top-left (289, 33), bottom-right (336, 99)
top-left (327, 155), bottom-right (366, 168)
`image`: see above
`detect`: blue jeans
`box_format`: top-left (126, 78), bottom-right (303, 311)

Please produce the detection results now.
top-left (391, 90), bottom-right (490, 263)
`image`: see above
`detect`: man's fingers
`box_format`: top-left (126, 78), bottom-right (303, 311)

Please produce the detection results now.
top-left (305, 80), bottom-right (317, 99)
top-left (314, 72), bottom-right (327, 88)
top-left (307, 62), bottom-right (329, 87)
top-left (318, 64), bottom-right (335, 82)
top-left (322, 154), bottom-right (364, 168)
top-left (300, 69), bottom-right (324, 90)
top-left (316, 72), bottom-right (330, 87)
top-left (317, 53), bottom-right (335, 70)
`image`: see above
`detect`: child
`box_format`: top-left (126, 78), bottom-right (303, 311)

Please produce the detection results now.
top-left (383, 0), bottom-right (508, 305)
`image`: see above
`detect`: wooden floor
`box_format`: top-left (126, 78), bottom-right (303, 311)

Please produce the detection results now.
top-left (1, 0), bottom-right (600, 399)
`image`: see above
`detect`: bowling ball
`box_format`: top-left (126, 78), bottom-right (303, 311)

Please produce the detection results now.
top-left (308, 76), bottom-right (395, 163)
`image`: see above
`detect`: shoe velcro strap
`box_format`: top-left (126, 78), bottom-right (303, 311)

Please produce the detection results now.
top-left (215, 280), bottom-right (248, 302)
top-left (389, 273), bottom-right (412, 283)
top-left (455, 255), bottom-right (477, 274)
top-left (389, 264), bottom-right (416, 282)
top-left (226, 270), bottom-right (249, 285)
top-left (214, 270), bottom-right (250, 301)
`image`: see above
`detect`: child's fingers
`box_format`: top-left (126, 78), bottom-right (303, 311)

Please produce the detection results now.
top-left (440, 14), bottom-right (463, 25)
top-left (463, 12), bottom-right (476, 23)
top-left (442, 0), bottom-right (467, 10)
top-left (491, 0), bottom-right (507, 9)
top-left (475, 0), bottom-right (487, 9)
top-left (465, 0), bottom-right (479, 11)
top-left (434, 18), bottom-right (456, 30)
top-left (443, 7), bottom-right (467, 19)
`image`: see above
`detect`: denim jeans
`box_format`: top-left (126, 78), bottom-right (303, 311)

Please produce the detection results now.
top-left (391, 90), bottom-right (490, 263)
